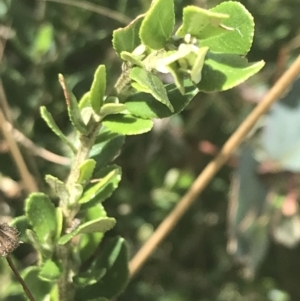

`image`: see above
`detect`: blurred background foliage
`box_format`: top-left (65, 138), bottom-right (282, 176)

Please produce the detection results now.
top-left (1, 0), bottom-right (300, 300)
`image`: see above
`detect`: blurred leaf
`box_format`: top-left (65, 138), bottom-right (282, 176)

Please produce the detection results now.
top-left (139, 0), bottom-right (175, 50)
top-left (90, 65), bottom-right (106, 114)
top-left (102, 114), bottom-right (153, 135)
top-left (32, 23), bottom-right (54, 57)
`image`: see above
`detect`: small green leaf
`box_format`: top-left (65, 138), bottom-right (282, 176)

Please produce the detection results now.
top-left (130, 67), bottom-right (174, 112)
top-left (59, 74), bottom-right (89, 134)
top-left (113, 15), bottom-right (144, 56)
top-left (58, 217), bottom-right (116, 245)
top-left (79, 167), bottom-right (121, 205)
top-left (45, 174), bottom-right (69, 205)
top-left (39, 259), bottom-right (62, 282)
top-left (25, 193), bottom-right (57, 245)
top-left (40, 106), bottom-right (76, 153)
top-left (79, 91), bottom-right (91, 109)
top-left (90, 65), bottom-right (106, 114)
top-left (198, 52), bottom-right (265, 92)
top-left (77, 159), bottom-right (97, 185)
top-left (90, 128), bottom-right (125, 169)
top-left (140, 0), bottom-right (175, 50)
top-left (102, 114), bottom-right (153, 135)
top-left (99, 103), bottom-right (127, 119)
top-left (120, 51), bottom-right (144, 67)
top-left (125, 80), bottom-right (198, 119)
top-left (176, 5), bottom-right (229, 38)
top-left (74, 237), bottom-right (129, 300)
top-left (79, 203), bottom-right (108, 262)
top-left (79, 165), bottom-right (121, 211)
top-left (55, 208), bottom-right (63, 240)
top-left (200, 2), bottom-right (255, 55)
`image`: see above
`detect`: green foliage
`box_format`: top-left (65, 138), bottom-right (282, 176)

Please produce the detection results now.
top-left (4, 0), bottom-right (267, 300)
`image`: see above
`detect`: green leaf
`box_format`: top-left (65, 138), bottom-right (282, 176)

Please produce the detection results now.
top-left (130, 67), bottom-right (174, 112)
top-left (77, 159), bottom-right (96, 185)
top-left (79, 203), bottom-right (108, 262)
top-left (40, 106), bottom-right (76, 153)
top-left (176, 5), bottom-right (229, 38)
top-left (125, 80), bottom-right (198, 119)
top-left (90, 65), bottom-right (106, 114)
top-left (120, 51), bottom-right (144, 67)
top-left (140, 0), bottom-right (175, 50)
top-left (58, 217), bottom-right (116, 245)
top-left (59, 74), bottom-right (89, 134)
top-left (39, 259), bottom-right (62, 282)
top-left (99, 103), bottom-right (127, 119)
top-left (200, 2), bottom-right (255, 55)
top-left (102, 114), bottom-right (153, 135)
top-left (25, 193), bottom-right (57, 245)
top-left (113, 15), bottom-right (144, 56)
top-left (90, 128), bottom-right (125, 169)
top-left (45, 174), bottom-right (69, 205)
top-left (197, 52), bottom-right (265, 92)
top-left (22, 267), bottom-right (52, 300)
top-left (32, 23), bottom-right (53, 57)
top-left (74, 237), bottom-right (129, 300)
top-left (79, 166), bottom-right (121, 206)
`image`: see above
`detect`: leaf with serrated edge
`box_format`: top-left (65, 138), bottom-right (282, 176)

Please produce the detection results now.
top-left (59, 74), bottom-right (88, 134)
top-left (25, 193), bottom-right (57, 245)
top-left (140, 0), bottom-right (175, 50)
top-left (45, 174), bottom-right (69, 205)
top-left (40, 107), bottom-right (76, 153)
top-left (113, 15), bottom-right (144, 56)
top-left (90, 65), bottom-right (106, 114)
top-left (58, 217), bottom-right (116, 245)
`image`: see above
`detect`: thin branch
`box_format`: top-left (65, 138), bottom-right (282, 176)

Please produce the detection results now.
top-left (6, 256), bottom-right (37, 301)
top-left (129, 55), bottom-right (300, 278)
top-left (5, 120), bottom-right (70, 166)
top-left (43, 0), bottom-right (131, 25)
top-left (0, 110), bottom-right (38, 194)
